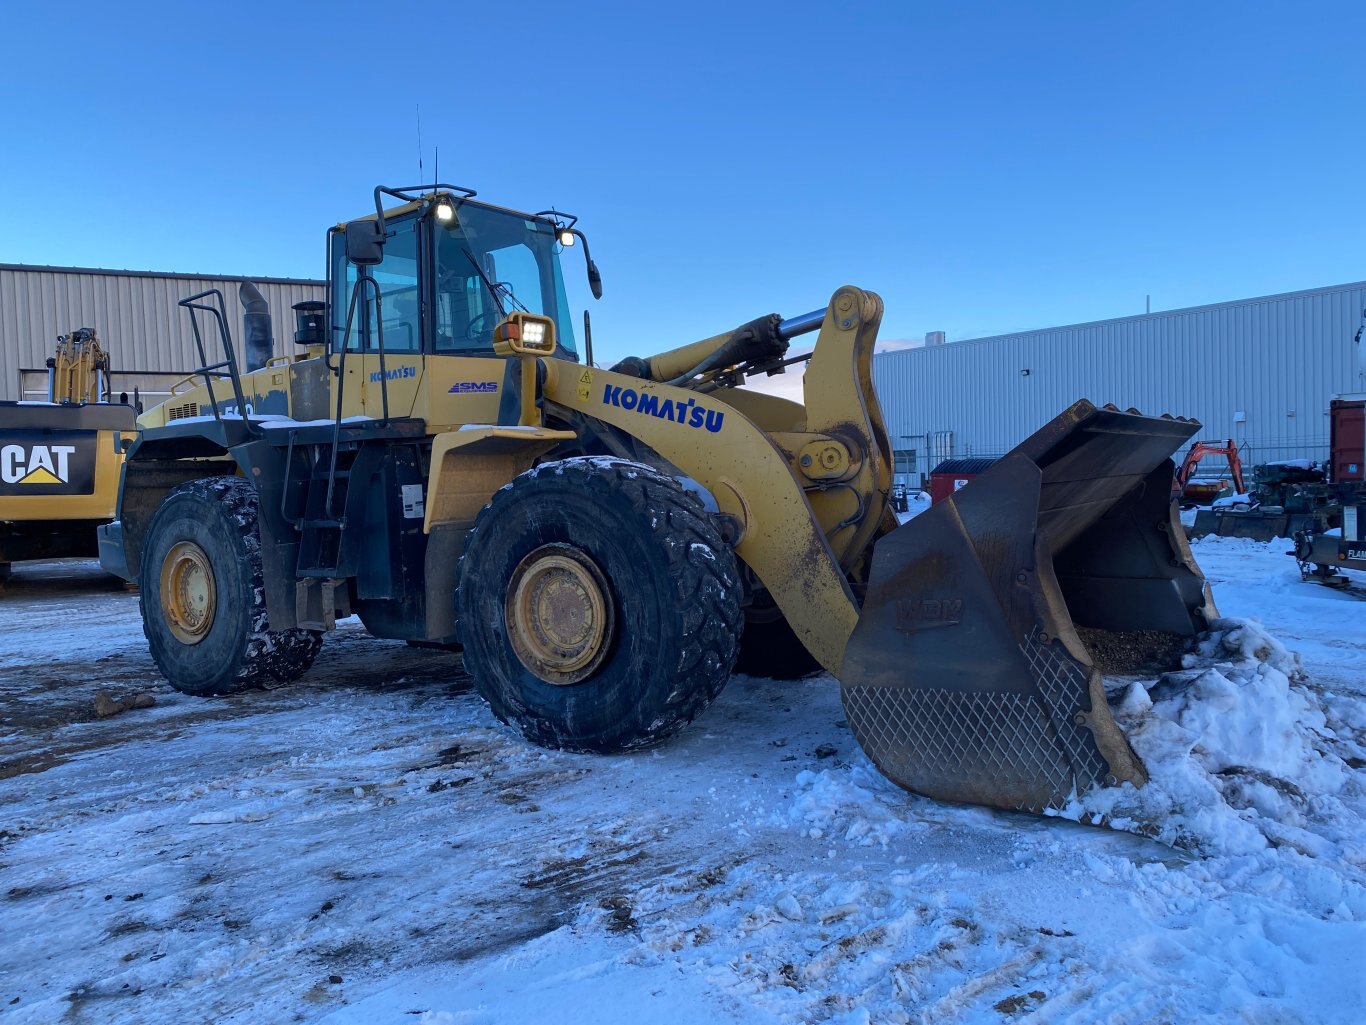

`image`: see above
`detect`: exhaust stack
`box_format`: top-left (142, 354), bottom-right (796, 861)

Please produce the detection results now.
top-left (239, 282), bottom-right (274, 372)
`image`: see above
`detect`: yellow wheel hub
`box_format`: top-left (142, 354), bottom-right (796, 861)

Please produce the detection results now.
top-left (160, 540), bottom-right (217, 645)
top-left (506, 544), bottom-right (614, 685)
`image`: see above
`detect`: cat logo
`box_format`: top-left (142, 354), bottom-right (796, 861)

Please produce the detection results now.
top-left (0, 433), bottom-right (96, 495)
top-left (1, 444), bottom-right (77, 485)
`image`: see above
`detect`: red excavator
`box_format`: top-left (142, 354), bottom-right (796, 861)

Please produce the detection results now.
top-left (1173, 439), bottom-right (1247, 507)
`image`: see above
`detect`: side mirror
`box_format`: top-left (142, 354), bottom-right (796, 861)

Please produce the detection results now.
top-left (557, 226), bottom-right (603, 300)
top-left (344, 220), bottom-right (386, 266)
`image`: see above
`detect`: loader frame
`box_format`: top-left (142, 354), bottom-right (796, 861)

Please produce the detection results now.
top-left (102, 184), bottom-right (1220, 817)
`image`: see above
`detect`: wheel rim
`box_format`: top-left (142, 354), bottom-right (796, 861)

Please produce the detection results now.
top-left (160, 540), bottom-right (217, 645)
top-left (506, 544), bottom-right (615, 685)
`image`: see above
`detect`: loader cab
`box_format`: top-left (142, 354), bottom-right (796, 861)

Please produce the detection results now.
top-left (327, 194), bottom-right (580, 361)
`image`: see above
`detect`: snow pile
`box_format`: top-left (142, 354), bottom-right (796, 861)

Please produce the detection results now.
top-left (785, 764), bottom-right (928, 848)
top-left (1065, 618), bottom-right (1359, 857)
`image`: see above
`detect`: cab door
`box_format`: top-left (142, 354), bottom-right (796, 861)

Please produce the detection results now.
top-left (333, 213), bottom-right (426, 420)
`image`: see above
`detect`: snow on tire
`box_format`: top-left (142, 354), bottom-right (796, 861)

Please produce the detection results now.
top-left (456, 457), bottom-right (743, 753)
top-left (138, 476), bottom-right (322, 696)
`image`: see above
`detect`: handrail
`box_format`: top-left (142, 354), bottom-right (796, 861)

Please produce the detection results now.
top-left (176, 289), bottom-right (261, 437)
top-left (324, 270), bottom-right (392, 518)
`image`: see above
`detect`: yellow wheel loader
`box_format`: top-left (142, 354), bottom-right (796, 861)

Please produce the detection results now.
top-left (0, 329), bottom-right (137, 582)
top-left (101, 185), bottom-right (1216, 814)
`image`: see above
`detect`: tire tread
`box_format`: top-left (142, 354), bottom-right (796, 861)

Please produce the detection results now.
top-left (140, 477), bottom-right (321, 695)
top-left (458, 457), bottom-right (742, 750)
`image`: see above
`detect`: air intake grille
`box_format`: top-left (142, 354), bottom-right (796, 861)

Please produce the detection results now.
top-left (166, 402), bottom-right (200, 421)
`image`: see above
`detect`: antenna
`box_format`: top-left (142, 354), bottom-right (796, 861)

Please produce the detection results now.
top-left (435, 146), bottom-right (439, 188)
top-left (416, 104), bottom-right (424, 183)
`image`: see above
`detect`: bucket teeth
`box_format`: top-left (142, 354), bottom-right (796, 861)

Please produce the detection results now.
top-left (841, 400), bottom-right (1214, 813)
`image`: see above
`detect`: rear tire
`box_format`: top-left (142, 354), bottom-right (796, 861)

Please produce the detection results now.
top-left (139, 477), bottom-right (322, 696)
top-left (456, 458), bottom-right (742, 752)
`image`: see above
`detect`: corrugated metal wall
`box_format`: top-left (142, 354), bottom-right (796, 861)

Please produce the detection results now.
top-left (874, 280), bottom-right (1366, 479)
top-left (0, 265), bottom-right (326, 401)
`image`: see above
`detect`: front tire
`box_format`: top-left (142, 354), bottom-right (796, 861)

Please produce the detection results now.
top-left (139, 477), bottom-right (321, 695)
top-left (456, 458), bottom-right (743, 752)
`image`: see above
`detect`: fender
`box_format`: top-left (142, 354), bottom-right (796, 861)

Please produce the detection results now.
top-left (102, 427), bottom-right (296, 633)
top-left (420, 425), bottom-right (577, 640)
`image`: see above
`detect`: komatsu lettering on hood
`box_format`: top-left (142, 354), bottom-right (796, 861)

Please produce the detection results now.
top-left (601, 384), bottom-right (725, 433)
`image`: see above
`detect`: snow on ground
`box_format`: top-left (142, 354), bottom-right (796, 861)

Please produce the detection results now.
top-left (894, 491), bottom-right (931, 525)
top-left (1, 538), bottom-right (1363, 1025)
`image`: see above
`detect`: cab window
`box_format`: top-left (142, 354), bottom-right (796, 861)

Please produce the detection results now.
top-left (432, 209), bottom-right (576, 356)
top-left (334, 215), bottom-right (422, 353)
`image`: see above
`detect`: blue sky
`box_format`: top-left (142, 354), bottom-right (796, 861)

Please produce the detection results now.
top-left (2, 1), bottom-right (1363, 367)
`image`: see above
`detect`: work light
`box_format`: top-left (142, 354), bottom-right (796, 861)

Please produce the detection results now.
top-left (521, 320), bottom-right (547, 346)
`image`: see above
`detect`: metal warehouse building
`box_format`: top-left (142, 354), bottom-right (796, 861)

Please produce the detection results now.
top-left (873, 280), bottom-right (1366, 488)
top-left (0, 264), bottom-right (325, 403)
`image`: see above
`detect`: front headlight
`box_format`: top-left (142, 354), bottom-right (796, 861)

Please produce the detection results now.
top-left (521, 320), bottom-right (547, 346)
top-left (492, 312), bottom-right (557, 356)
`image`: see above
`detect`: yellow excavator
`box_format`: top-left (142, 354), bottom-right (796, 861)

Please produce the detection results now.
top-left (100, 185), bottom-right (1215, 814)
top-left (0, 329), bottom-right (137, 583)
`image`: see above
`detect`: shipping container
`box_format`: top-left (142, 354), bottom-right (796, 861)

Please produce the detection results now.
top-left (928, 457), bottom-right (997, 505)
top-left (1331, 397), bottom-right (1365, 481)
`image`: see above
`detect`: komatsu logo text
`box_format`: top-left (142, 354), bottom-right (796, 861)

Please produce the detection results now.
top-left (369, 366), bottom-right (417, 383)
top-left (1, 444), bottom-right (76, 485)
top-left (601, 385), bottom-right (725, 433)
top-left (448, 381), bottom-right (498, 394)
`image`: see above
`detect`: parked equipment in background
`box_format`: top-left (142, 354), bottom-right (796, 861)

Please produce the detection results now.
top-left (1332, 397), bottom-right (1364, 483)
top-left (1192, 459), bottom-right (1318, 541)
top-left (0, 329), bottom-right (137, 583)
top-left (1192, 312), bottom-right (1366, 548)
top-left (1291, 502), bottom-right (1366, 587)
top-left (890, 482), bottom-right (909, 513)
top-left (1287, 393), bottom-right (1366, 586)
top-left (47, 327), bottom-right (112, 403)
top-left (1173, 439), bottom-right (1246, 507)
top-left (101, 183), bottom-right (1217, 818)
